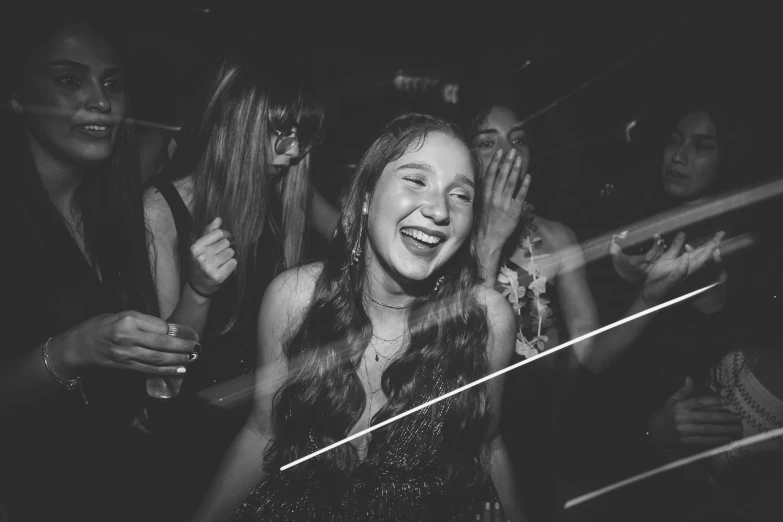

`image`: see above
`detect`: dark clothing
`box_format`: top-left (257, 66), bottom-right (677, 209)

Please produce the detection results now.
top-left (146, 178), bottom-right (282, 520)
top-left (0, 172), bottom-right (152, 522)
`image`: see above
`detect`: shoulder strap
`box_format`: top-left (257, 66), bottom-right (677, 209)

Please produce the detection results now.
top-left (150, 178), bottom-right (193, 269)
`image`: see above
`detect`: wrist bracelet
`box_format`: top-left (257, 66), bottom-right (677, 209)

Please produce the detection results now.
top-left (42, 337), bottom-right (88, 404)
top-left (188, 279), bottom-right (218, 299)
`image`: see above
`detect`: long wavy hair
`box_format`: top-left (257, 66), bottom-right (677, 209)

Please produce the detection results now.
top-left (162, 50), bottom-right (325, 333)
top-left (3, 12), bottom-right (158, 320)
top-left (264, 114), bottom-right (492, 490)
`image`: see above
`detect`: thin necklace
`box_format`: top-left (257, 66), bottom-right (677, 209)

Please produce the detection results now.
top-left (369, 336), bottom-right (405, 362)
top-left (363, 355), bottom-right (382, 425)
top-left (371, 331), bottom-right (406, 343)
top-left (364, 291), bottom-right (414, 310)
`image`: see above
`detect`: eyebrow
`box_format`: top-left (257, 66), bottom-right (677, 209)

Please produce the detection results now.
top-left (45, 60), bottom-right (122, 74)
top-left (397, 163), bottom-right (475, 188)
top-left (455, 174), bottom-right (476, 189)
top-left (473, 129), bottom-right (498, 137)
top-left (672, 130), bottom-right (718, 140)
top-left (397, 162), bottom-right (435, 173)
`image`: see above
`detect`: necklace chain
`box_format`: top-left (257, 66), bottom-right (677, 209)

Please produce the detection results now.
top-left (363, 355), bottom-right (382, 427)
top-left (372, 331), bottom-right (405, 343)
top-left (364, 291), bottom-right (414, 310)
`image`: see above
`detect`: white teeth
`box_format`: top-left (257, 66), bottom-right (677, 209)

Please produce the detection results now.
top-left (83, 125), bottom-right (107, 131)
top-left (401, 228), bottom-right (441, 245)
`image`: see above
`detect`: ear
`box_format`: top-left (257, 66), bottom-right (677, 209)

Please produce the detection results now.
top-left (10, 95), bottom-right (23, 115)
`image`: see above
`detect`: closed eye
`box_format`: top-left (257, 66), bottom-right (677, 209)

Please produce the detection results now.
top-left (451, 189), bottom-right (473, 203)
top-left (403, 176), bottom-right (426, 186)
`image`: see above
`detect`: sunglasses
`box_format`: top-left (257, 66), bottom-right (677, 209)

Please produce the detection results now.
top-left (271, 126), bottom-right (315, 159)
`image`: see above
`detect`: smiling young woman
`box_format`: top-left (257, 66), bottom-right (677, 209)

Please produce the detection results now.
top-left (191, 114), bottom-right (528, 522)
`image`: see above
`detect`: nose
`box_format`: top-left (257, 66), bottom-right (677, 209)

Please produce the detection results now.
top-left (671, 142), bottom-right (690, 165)
top-left (285, 140), bottom-right (300, 159)
top-left (85, 82), bottom-right (111, 114)
top-left (420, 192), bottom-right (450, 225)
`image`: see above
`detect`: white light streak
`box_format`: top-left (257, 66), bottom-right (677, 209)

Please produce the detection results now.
top-left (280, 282), bottom-right (720, 471)
top-left (564, 426), bottom-right (783, 510)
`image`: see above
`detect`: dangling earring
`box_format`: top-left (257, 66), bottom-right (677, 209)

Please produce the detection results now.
top-left (351, 221), bottom-right (363, 265)
top-left (350, 202), bottom-right (369, 266)
top-left (433, 276), bottom-right (445, 292)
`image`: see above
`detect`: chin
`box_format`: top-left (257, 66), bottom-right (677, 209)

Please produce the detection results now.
top-left (73, 146), bottom-right (114, 165)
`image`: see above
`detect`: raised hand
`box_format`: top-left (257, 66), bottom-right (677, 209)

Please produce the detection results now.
top-left (188, 217), bottom-right (238, 298)
top-left (477, 148), bottom-right (531, 254)
top-left (641, 231), bottom-right (724, 305)
top-left (54, 311), bottom-right (198, 378)
top-left (647, 377), bottom-right (743, 447)
top-left (609, 232), bottom-right (665, 283)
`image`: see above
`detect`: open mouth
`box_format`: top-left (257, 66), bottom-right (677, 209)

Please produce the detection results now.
top-left (74, 124), bottom-right (113, 139)
top-left (400, 227), bottom-right (444, 247)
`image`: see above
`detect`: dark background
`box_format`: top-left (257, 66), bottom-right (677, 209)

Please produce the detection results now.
top-left (5, 0), bottom-right (781, 210)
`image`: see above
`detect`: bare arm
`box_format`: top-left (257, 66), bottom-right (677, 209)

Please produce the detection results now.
top-left (0, 338), bottom-right (76, 411)
top-left (584, 232), bottom-right (723, 373)
top-left (549, 223), bottom-right (601, 371)
top-left (145, 188), bottom-right (236, 336)
top-left (191, 265), bottom-right (320, 522)
top-left (145, 188), bottom-right (210, 333)
top-left (1, 313), bottom-right (194, 412)
top-left (483, 288), bottom-right (529, 522)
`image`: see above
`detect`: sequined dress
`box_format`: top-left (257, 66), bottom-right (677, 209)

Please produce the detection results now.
top-left (232, 376), bottom-right (488, 521)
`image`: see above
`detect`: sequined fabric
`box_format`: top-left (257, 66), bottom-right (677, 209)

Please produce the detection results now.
top-left (232, 378), bottom-right (484, 521)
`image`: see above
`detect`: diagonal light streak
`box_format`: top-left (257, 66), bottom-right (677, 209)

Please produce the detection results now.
top-left (563, 426), bottom-right (783, 510)
top-left (518, 9), bottom-right (697, 126)
top-left (280, 281), bottom-right (720, 471)
top-left (1, 104), bottom-right (182, 133)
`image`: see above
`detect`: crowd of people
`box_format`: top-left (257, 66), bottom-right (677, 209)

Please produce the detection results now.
top-left (1, 6), bottom-right (781, 522)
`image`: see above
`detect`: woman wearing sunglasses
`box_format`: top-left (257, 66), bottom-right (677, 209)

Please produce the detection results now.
top-left (143, 48), bottom-right (326, 519)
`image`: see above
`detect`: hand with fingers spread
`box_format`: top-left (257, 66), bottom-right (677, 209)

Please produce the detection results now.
top-left (477, 148), bottom-right (531, 254)
top-left (610, 232), bottom-right (665, 283)
top-left (188, 217), bottom-right (238, 298)
top-left (52, 311), bottom-right (199, 379)
top-left (641, 231), bottom-right (725, 305)
top-left (648, 377), bottom-right (743, 449)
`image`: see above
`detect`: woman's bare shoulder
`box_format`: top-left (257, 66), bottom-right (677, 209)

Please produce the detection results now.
top-left (534, 216), bottom-right (580, 251)
top-left (263, 262), bottom-right (324, 315)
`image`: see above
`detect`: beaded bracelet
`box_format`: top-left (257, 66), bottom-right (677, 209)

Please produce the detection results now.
top-left (42, 337), bottom-right (88, 404)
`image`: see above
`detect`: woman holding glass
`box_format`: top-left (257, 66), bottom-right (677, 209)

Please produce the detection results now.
top-left (0, 9), bottom-right (198, 522)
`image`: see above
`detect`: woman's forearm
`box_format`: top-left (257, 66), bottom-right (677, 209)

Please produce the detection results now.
top-left (191, 425), bottom-right (271, 522)
top-left (477, 238), bottom-right (504, 289)
top-left (0, 333), bottom-right (83, 412)
top-left (489, 437), bottom-right (529, 522)
top-left (165, 284), bottom-right (212, 338)
top-left (582, 293), bottom-right (658, 373)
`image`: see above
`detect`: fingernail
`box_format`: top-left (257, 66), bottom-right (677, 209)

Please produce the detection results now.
top-left (188, 353), bottom-right (198, 362)
top-left (495, 501), bottom-right (501, 510)
top-left (485, 502), bottom-right (491, 511)
top-left (495, 149), bottom-right (504, 158)
top-left (514, 157), bottom-right (522, 166)
top-left (475, 515), bottom-right (481, 521)
top-left (176, 367), bottom-right (187, 374)
top-left (193, 343), bottom-right (202, 353)
top-left (508, 148), bottom-right (516, 159)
